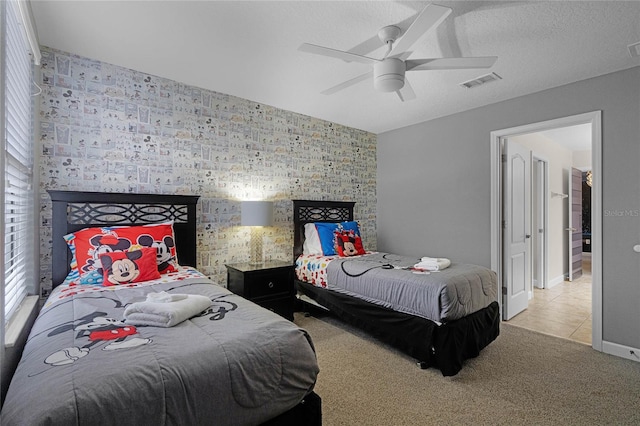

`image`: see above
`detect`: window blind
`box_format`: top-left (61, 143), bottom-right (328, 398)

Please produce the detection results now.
top-left (3, 0), bottom-right (35, 323)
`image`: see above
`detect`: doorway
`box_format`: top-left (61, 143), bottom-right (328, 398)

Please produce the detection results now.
top-left (504, 136), bottom-right (591, 344)
top-left (490, 111), bottom-right (602, 351)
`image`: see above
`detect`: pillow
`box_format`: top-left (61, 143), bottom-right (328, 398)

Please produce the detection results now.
top-left (302, 223), bottom-right (323, 255)
top-left (115, 224), bottom-right (179, 274)
top-left (100, 247), bottom-right (161, 286)
top-left (335, 229), bottom-right (366, 257)
top-left (313, 223), bottom-right (339, 255)
top-left (64, 229), bottom-right (133, 284)
top-left (64, 222), bottom-right (179, 283)
top-left (311, 221), bottom-right (363, 256)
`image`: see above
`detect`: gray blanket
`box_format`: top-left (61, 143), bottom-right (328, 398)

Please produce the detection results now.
top-left (326, 253), bottom-right (497, 322)
top-left (2, 278), bottom-right (318, 426)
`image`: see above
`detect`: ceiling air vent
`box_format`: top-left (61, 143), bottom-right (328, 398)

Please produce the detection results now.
top-left (628, 41), bottom-right (640, 58)
top-left (460, 72), bottom-right (502, 89)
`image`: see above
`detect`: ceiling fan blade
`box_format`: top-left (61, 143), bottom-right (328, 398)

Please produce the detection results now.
top-left (396, 79), bottom-right (416, 102)
top-left (406, 56), bottom-right (497, 71)
top-left (321, 71), bottom-right (373, 95)
top-left (299, 43), bottom-right (378, 65)
top-left (389, 4), bottom-right (452, 57)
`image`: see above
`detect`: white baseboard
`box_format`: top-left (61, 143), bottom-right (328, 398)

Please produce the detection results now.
top-left (546, 274), bottom-right (565, 289)
top-left (602, 341), bottom-right (640, 363)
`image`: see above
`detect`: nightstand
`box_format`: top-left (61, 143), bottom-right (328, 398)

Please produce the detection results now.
top-left (226, 260), bottom-right (295, 321)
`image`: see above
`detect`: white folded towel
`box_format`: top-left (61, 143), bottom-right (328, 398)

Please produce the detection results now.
top-left (145, 291), bottom-right (188, 303)
top-left (413, 257), bottom-right (451, 271)
top-left (124, 293), bottom-right (212, 327)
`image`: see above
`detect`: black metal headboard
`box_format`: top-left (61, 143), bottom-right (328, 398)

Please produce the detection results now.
top-left (292, 199), bottom-right (355, 261)
top-left (48, 191), bottom-right (200, 288)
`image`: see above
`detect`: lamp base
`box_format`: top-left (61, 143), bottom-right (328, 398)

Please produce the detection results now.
top-left (249, 227), bottom-right (263, 265)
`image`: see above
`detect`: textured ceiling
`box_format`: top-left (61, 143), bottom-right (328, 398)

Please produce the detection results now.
top-left (30, 1), bottom-right (640, 134)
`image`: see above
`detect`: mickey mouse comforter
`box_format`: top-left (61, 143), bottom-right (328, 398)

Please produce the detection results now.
top-left (1, 268), bottom-right (319, 426)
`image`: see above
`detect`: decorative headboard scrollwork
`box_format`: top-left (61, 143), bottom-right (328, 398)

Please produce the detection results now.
top-left (65, 202), bottom-right (190, 225)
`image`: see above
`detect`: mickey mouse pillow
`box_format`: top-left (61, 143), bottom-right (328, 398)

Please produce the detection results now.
top-left (64, 222), bottom-right (179, 285)
top-left (100, 247), bottom-right (161, 286)
top-left (334, 229), bottom-right (366, 257)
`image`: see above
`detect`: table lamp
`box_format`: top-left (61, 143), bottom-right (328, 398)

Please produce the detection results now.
top-left (241, 200), bottom-right (273, 265)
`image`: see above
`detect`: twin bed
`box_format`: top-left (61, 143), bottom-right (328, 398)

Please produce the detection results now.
top-left (2, 192), bottom-right (499, 425)
top-left (292, 200), bottom-right (500, 377)
top-left (1, 191), bottom-right (321, 426)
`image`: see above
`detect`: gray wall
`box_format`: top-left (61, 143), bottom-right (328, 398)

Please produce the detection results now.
top-left (377, 66), bottom-right (640, 349)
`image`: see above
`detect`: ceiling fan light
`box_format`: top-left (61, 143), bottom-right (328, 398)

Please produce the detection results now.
top-left (375, 75), bottom-right (405, 92)
top-left (374, 58), bottom-right (405, 92)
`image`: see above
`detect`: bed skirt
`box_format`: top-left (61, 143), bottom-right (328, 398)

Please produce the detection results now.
top-left (296, 280), bottom-right (499, 376)
top-left (261, 391), bottom-right (321, 426)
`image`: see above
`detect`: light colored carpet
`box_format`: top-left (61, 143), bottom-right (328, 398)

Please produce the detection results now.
top-left (294, 312), bottom-right (640, 425)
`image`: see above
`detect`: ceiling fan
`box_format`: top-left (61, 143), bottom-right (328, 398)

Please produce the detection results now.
top-left (298, 3), bottom-right (498, 101)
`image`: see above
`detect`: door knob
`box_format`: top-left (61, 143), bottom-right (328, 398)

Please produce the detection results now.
top-left (634, 245), bottom-right (640, 253)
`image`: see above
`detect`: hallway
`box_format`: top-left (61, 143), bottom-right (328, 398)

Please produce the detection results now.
top-left (506, 253), bottom-right (592, 345)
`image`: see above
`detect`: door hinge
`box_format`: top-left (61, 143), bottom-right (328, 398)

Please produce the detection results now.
top-left (502, 286), bottom-right (507, 295)
top-left (502, 220), bottom-right (507, 229)
top-left (501, 154), bottom-right (507, 163)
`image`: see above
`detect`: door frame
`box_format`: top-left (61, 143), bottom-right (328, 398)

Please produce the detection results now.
top-left (490, 111), bottom-right (602, 351)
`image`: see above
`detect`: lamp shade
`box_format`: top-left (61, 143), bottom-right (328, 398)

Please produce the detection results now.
top-left (241, 201), bottom-right (273, 226)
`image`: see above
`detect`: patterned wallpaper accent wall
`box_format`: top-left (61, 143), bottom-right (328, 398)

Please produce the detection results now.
top-left (37, 46), bottom-right (377, 290)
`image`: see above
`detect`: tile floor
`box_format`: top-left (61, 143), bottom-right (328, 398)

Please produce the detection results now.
top-left (506, 253), bottom-right (592, 345)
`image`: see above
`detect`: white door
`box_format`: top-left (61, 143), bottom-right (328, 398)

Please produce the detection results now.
top-left (534, 159), bottom-right (546, 289)
top-left (567, 167), bottom-right (583, 281)
top-left (502, 139), bottom-right (531, 320)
